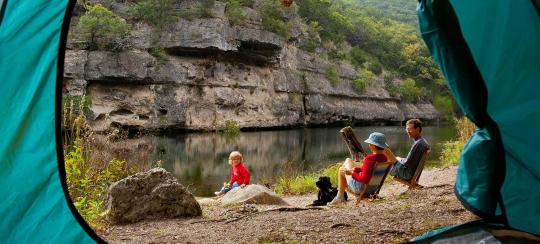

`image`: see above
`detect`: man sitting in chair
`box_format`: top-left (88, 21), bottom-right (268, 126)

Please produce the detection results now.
top-left (385, 119), bottom-right (430, 181)
top-left (328, 132), bottom-right (388, 205)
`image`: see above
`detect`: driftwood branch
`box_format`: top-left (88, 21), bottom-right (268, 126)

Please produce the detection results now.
top-left (260, 206), bottom-right (325, 213)
top-left (340, 126), bottom-right (367, 161)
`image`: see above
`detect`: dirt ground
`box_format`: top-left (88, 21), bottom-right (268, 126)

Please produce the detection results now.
top-left (98, 166), bottom-right (477, 243)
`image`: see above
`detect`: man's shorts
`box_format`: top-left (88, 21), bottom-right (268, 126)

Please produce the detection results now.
top-left (390, 162), bottom-right (413, 180)
top-left (346, 176), bottom-right (365, 194)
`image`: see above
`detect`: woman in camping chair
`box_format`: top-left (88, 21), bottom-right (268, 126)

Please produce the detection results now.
top-left (329, 132), bottom-right (388, 205)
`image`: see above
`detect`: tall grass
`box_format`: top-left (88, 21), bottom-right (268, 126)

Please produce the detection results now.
top-left (438, 117), bottom-right (476, 168)
top-left (274, 163), bottom-right (341, 195)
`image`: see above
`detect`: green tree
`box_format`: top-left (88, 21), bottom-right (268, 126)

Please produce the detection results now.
top-left (77, 4), bottom-right (129, 50)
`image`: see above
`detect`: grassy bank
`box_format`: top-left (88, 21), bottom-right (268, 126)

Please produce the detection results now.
top-left (274, 163), bottom-right (341, 195)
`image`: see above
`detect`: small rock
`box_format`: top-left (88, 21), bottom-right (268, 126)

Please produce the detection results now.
top-left (220, 184), bottom-right (289, 205)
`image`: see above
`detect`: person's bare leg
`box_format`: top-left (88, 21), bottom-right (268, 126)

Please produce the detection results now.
top-left (329, 158), bottom-right (352, 205)
top-left (338, 158), bottom-right (353, 193)
top-left (337, 167), bottom-right (347, 193)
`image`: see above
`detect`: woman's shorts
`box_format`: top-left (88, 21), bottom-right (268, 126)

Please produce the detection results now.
top-left (346, 177), bottom-right (365, 194)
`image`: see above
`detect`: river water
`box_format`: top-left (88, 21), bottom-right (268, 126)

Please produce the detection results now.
top-left (145, 126), bottom-right (455, 197)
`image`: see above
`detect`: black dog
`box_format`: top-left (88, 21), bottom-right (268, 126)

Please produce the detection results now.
top-left (310, 176), bottom-right (347, 206)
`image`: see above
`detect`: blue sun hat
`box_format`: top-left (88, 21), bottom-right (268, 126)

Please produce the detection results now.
top-left (364, 132), bottom-right (389, 149)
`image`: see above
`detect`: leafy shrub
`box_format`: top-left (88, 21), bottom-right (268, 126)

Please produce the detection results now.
top-left (353, 68), bottom-right (375, 92)
top-left (438, 140), bottom-right (464, 168)
top-left (385, 79), bottom-right (399, 97)
top-left (366, 60), bottom-right (383, 75)
top-left (398, 78), bottom-right (422, 103)
top-left (225, 0), bottom-right (246, 25)
top-left (327, 47), bottom-right (347, 61)
top-left (220, 119), bottom-right (240, 136)
top-left (262, 0), bottom-right (291, 39)
top-left (77, 4), bottom-right (129, 50)
top-left (149, 47), bottom-right (168, 60)
top-left (66, 144), bottom-right (136, 229)
top-left (128, 0), bottom-right (177, 30)
top-left (438, 117), bottom-right (476, 168)
top-left (348, 47), bottom-right (368, 68)
top-left (326, 66), bottom-right (339, 86)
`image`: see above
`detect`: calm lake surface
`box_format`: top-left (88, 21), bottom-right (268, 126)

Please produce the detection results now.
top-left (145, 126), bottom-right (455, 197)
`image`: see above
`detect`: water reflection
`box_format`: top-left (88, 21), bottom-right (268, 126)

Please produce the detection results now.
top-left (145, 126), bottom-right (455, 197)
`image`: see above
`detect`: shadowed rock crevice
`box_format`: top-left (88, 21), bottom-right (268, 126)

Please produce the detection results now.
top-left (164, 40), bottom-right (281, 66)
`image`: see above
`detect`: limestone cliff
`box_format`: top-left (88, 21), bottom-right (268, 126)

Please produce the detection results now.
top-left (64, 1), bottom-right (439, 132)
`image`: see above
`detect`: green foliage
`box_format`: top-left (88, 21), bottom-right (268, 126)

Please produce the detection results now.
top-left (77, 4), bottom-right (129, 50)
top-left (353, 68), bottom-right (375, 92)
top-left (261, 0), bottom-right (291, 39)
top-left (149, 47), bottom-right (168, 60)
top-left (438, 117), bottom-right (476, 168)
top-left (366, 60), bottom-right (382, 75)
top-left (295, 0), bottom-right (446, 100)
top-left (128, 0), bottom-right (177, 29)
top-left (225, 0), bottom-right (247, 25)
top-left (66, 143), bottom-right (136, 229)
top-left (355, 0), bottom-right (418, 26)
top-left (384, 79), bottom-right (399, 98)
top-left (220, 120), bottom-right (240, 136)
top-left (274, 163), bottom-right (341, 195)
top-left (63, 94), bottom-right (138, 229)
top-left (348, 47), bottom-right (368, 68)
top-left (397, 78), bottom-right (422, 103)
top-left (433, 95), bottom-right (454, 121)
top-left (325, 65), bottom-right (339, 86)
top-left (438, 140), bottom-right (464, 168)
top-left (300, 21), bottom-right (323, 52)
top-left (327, 46), bottom-right (347, 61)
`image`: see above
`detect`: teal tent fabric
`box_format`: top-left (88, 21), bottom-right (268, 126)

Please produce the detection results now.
top-left (0, 0), bottom-right (97, 242)
top-left (418, 0), bottom-right (540, 236)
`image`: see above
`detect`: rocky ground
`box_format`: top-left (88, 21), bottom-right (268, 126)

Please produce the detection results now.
top-left (99, 166), bottom-right (477, 243)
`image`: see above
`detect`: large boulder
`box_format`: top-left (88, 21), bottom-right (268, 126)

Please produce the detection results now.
top-left (220, 184), bottom-right (289, 205)
top-left (106, 168), bottom-right (202, 224)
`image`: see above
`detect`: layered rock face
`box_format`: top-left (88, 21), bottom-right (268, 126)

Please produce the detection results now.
top-left (64, 1), bottom-right (439, 132)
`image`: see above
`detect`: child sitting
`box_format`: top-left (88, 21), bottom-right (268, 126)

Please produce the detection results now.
top-left (214, 151), bottom-right (251, 196)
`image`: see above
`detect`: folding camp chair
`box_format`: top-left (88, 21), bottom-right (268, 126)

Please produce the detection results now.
top-left (347, 161), bottom-right (393, 205)
top-left (394, 150), bottom-right (430, 189)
